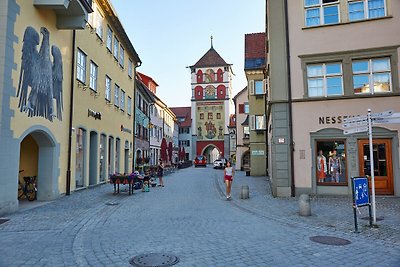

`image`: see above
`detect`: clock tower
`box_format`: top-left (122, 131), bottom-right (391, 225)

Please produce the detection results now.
top-left (190, 39), bottom-right (234, 163)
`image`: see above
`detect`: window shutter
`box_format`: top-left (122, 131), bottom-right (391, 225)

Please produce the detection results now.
top-left (249, 80), bottom-right (255, 95)
top-left (250, 115), bottom-right (255, 131)
top-left (263, 79), bottom-right (267, 94)
top-left (238, 104), bottom-right (244, 114)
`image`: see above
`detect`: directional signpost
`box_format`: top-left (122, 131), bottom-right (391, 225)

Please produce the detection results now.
top-left (342, 109), bottom-right (396, 226)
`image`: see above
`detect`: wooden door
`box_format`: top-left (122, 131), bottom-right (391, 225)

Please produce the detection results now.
top-left (358, 139), bottom-right (394, 195)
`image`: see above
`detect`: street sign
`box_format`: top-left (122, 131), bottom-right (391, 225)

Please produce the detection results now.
top-left (343, 126), bottom-right (368, 135)
top-left (370, 110), bottom-right (393, 118)
top-left (373, 117), bottom-right (400, 125)
top-left (353, 177), bottom-right (370, 207)
top-left (342, 120), bottom-right (368, 128)
top-left (343, 116), bottom-right (368, 124)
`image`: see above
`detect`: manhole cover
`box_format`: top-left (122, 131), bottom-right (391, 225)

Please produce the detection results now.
top-left (0, 219), bottom-right (9, 225)
top-left (361, 216), bottom-right (383, 221)
top-left (105, 201), bottom-right (119, 206)
top-left (129, 253), bottom-right (179, 267)
top-left (310, 236), bottom-right (351, 246)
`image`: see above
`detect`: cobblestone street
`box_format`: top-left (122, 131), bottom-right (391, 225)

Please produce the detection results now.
top-left (1, 167), bottom-right (399, 267)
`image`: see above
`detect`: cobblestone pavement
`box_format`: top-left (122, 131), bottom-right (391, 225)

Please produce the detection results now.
top-left (0, 167), bottom-right (399, 267)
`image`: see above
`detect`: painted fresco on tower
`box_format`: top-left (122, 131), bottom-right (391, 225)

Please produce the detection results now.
top-left (196, 102), bottom-right (225, 141)
top-left (17, 26), bottom-right (64, 122)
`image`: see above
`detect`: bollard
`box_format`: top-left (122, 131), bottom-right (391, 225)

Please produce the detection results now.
top-left (299, 194), bottom-right (311, 216)
top-left (240, 185), bottom-right (249, 199)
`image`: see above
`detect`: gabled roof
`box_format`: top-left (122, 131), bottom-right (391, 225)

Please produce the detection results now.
top-left (233, 86), bottom-right (248, 102)
top-left (137, 72), bottom-right (159, 87)
top-left (170, 107), bottom-right (192, 127)
top-left (190, 47), bottom-right (230, 69)
top-left (244, 32), bottom-right (266, 70)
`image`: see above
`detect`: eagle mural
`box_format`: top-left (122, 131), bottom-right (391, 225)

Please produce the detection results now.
top-left (17, 26), bottom-right (63, 122)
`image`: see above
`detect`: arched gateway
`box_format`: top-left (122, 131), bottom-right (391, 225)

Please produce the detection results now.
top-left (189, 39), bottom-right (234, 161)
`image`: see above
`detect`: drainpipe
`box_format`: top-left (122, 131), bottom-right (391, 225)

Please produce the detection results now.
top-left (265, 0), bottom-right (269, 177)
top-left (284, 0), bottom-right (295, 197)
top-left (66, 30), bottom-right (76, 196)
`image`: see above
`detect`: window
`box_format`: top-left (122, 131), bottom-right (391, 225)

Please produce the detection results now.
top-left (255, 115), bottom-right (266, 130)
top-left (217, 113), bottom-right (221, 119)
top-left (243, 126), bottom-right (250, 138)
top-left (106, 26), bottom-right (112, 52)
top-left (127, 96), bottom-right (132, 115)
top-left (95, 9), bottom-right (103, 39)
top-left (352, 57), bottom-right (391, 94)
top-left (307, 62), bottom-right (343, 97)
top-left (348, 0), bottom-right (386, 21)
top-left (89, 61), bottom-right (98, 91)
top-left (120, 90), bottom-right (125, 111)
top-left (119, 45), bottom-right (124, 67)
top-left (316, 140), bottom-right (347, 185)
top-left (244, 103), bottom-right (249, 114)
top-left (128, 59), bottom-right (133, 78)
top-left (304, 0), bottom-right (340, 27)
top-left (113, 37), bottom-right (119, 60)
top-left (114, 84), bottom-right (119, 107)
top-left (76, 49), bottom-right (86, 83)
top-left (105, 75), bottom-right (111, 101)
top-left (255, 80), bottom-right (264, 95)
top-left (200, 113), bottom-right (204, 120)
top-left (208, 113), bottom-right (213, 120)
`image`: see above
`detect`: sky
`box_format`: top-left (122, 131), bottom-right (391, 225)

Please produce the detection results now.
top-left (110, 0), bottom-right (265, 108)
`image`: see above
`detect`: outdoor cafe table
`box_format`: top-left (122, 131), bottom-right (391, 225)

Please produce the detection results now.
top-left (109, 174), bottom-right (139, 195)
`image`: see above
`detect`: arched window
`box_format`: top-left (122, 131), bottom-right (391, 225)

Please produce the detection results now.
top-left (217, 85), bottom-right (226, 99)
top-left (217, 69), bottom-right (223, 82)
top-left (195, 86), bottom-right (203, 100)
top-left (196, 70), bottom-right (203, 83)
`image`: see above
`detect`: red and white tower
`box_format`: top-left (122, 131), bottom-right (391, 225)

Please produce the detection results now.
top-left (190, 38), bottom-right (234, 163)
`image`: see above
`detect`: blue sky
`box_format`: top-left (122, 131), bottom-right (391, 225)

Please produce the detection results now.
top-left (110, 0), bottom-right (265, 107)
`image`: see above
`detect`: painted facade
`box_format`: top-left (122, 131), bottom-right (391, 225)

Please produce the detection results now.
top-left (267, 0), bottom-right (400, 197)
top-left (171, 107), bottom-right (192, 161)
top-left (190, 43), bottom-right (234, 163)
top-left (0, 0), bottom-right (140, 216)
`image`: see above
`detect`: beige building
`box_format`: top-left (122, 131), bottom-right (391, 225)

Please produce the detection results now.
top-left (267, 0), bottom-right (400, 197)
top-left (244, 33), bottom-right (267, 176)
top-left (233, 87), bottom-right (250, 171)
top-left (0, 0), bottom-right (140, 215)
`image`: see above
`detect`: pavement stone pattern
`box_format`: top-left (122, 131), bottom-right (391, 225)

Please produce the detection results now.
top-left (0, 166), bottom-right (399, 267)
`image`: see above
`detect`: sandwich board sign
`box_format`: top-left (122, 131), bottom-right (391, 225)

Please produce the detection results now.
top-left (351, 177), bottom-right (372, 233)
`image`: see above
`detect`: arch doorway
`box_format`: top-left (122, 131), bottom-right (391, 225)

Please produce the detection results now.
top-left (19, 130), bottom-right (59, 201)
top-left (202, 145), bottom-right (221, 164)
top-left (242, 150), bottom-right (250, 171)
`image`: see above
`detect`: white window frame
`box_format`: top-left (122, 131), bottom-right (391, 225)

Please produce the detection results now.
top-left (105, 75), bottom-right (111, 102)
top-left (127, 96), bottom-right (132, 116)
top-left (304, 0), bottom-right (340, 27)
top-left (307, 62), bottom-right (343, 97)
top-left (352, 57), bottom-right (392, 95)
top-left (95, 8), bottom-right (103, 39)
top-left (114, 84), bottom-right (120, 107)
top-left (106, 26), bottom-right (112, 52)
top-left (119, 45), bottom-right (125, 67)
top-left (250, 115), bottom-right (266, 130)
top-left (76, 49), bottom-right (86, 83)
top-left (113, 37), bottom-right (119, 60)
top-left (89, 61), bottom-right (98, 91)
top-left (128, 59), bottom-right (133, 78)
top-left (120, 89), bottom-right (125, 111)
top-left (348, 0), bottom-right (386, 21)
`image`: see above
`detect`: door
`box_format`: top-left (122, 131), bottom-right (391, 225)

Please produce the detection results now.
top-left (358, 139), bottom-right (393, 195)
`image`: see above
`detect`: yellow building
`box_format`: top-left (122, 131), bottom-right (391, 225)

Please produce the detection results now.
top-left (0, 0), bottom-right (140, 216)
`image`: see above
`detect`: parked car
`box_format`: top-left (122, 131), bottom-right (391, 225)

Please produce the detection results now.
top-left (194, 155), bottom-right (207, 167)
top-left (213, 158), bottom-right (227, 169)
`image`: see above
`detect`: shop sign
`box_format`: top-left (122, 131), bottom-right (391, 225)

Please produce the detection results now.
top-left (120, 125), bottom-right (132, 133)
top-left (251, 150), bottom-right (264, 156)
top-left (88, 109), bottom-right (101, 120)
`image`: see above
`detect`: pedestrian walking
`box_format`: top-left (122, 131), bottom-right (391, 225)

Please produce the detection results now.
top-left (224, 161), bottom-right (234, 199)
top-left (157, 159), bottom-right (164, 187)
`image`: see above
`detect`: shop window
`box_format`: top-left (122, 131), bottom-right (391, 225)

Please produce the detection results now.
top-left (316, 140), bottom-right (347, 185)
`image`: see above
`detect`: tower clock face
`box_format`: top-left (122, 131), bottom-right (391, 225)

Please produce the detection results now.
top-left (205, 85), bottom-right (215, 96)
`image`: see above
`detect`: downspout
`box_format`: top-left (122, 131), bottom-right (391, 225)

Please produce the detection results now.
top-left (284, 0), bottom-right (295, 197)
top-left (66, 29), bottom-right (76, 196)
top-left (265, 0), bottom-right (269, 177)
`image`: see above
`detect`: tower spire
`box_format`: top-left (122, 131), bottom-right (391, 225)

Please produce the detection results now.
top-left (210, 35), bottom-right (213, 49)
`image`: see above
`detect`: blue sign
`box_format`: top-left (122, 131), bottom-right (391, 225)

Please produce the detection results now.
top-left (353, 177), bottom-right (370, 207)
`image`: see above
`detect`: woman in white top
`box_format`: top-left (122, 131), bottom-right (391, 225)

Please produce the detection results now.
top-left (223, 161), bottom-right (234, 200)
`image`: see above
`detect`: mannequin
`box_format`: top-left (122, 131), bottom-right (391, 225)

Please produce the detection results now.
top-left (317, 150), bottom-right (327, 183)
top-left (329, 149), bottom-right (341, 183)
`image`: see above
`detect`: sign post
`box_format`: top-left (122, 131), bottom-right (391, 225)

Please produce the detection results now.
top-left (367, 109), bottom-right (377, 225)
top-left (351, 177), bottom-right (372, 233)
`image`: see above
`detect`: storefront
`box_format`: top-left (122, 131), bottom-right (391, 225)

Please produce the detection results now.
top-left (292, 98), bottom-right (400, 196)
